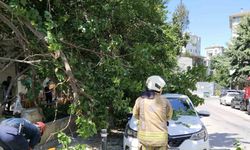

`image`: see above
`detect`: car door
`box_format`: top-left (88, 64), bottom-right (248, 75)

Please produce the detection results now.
top-left (235, 95), bottom-right (240, 106)
top-left (220, 95), bottom-right (225, 105)
top-left (231, 95), bottom-right (238, 108)
top-left (222, 95), bottom-right (227, 105)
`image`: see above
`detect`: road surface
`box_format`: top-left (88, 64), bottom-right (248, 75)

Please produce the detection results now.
top-left (197, 97), bottom-right (250, 150)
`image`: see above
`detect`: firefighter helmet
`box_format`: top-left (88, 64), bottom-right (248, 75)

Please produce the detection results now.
top-left (146, 75), bottom-right (166, 92)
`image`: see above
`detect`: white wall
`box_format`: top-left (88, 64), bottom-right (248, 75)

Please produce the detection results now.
top-left (177, 57), bottom-right (193, 71)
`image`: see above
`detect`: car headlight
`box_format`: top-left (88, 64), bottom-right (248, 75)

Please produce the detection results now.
top-left (190, 126), bottom-right (208, 141)
top-left (124, 124), bottom-right (137, 138)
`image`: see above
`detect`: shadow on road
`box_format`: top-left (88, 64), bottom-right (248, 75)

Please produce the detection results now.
top-left (209, 132), bottom-right (250, 149)
top-left (209, 132), bottom-right (238, 148)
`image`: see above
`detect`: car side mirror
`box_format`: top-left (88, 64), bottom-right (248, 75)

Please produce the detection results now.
top-left (198, 110), bottom-right (210, 117)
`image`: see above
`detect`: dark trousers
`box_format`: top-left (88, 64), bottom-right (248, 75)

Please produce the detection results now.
top-left (0, 125), bottom-right (29, 150)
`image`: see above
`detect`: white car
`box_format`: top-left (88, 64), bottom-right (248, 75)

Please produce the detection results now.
top-left (123, 93), bottom-right (210, 150)
top-left (220, 92), bottom-right (239, 105)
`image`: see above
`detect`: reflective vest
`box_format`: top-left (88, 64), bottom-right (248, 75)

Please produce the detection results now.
top-left (133, 93), bottom-right (173, 146)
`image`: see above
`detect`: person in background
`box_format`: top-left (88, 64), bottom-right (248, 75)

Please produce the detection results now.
top-left (44, 85), bottom-right (53, 105)
top-left (42, 78), bottom-right (55, 106)
top-left (0, 118), bottom-right (46, 150)
top-left (1, 76), bottom-right (13, 113)
top-left (133, 75), bottom-right (173, 150)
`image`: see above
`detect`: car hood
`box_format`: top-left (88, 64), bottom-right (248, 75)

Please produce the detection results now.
top-left (168, 115), bottom-right (202, 136)
top-left (225, 96), bottom-right (234, 100)
top-left (128, 115), bottom-right (203, 136)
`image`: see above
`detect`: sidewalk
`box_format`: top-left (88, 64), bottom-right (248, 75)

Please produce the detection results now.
top-left (35, 129), bottom-right (124, 150)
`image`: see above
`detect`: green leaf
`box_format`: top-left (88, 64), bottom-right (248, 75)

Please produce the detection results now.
top-left (20, 0), bottom-right (27, 6)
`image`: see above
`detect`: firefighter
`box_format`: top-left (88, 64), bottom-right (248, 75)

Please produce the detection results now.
top-left (133, 75), bottom-right (173, 150)
top-left (0, 118), bottom-right (46, 150)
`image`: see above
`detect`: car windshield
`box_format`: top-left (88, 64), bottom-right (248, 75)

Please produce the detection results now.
top-left (228, 93), bottom-right (239, 97)
top-left (167, 97), bottom-right (196, 117)
top-left (235, 94), bottom-right (243, 99)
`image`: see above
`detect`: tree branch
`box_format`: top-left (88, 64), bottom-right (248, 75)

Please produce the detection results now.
top-left (0, 1), bottom-right (10, 10)
top-left (0, 57), bottom-right (45, 64)
top-left (0, 52), bottom-right (24, 73)
top-left (59, 50), bottom-right (79, 102)
top-left (45, 51), bottom-right (83, 143)
top-left (23, 53), bottom-right (51, 61)
top-left (45, 115), bottom-right (73, 143)
top-left (60, 40), bottom-right (102, 58)
top-left (23, 21), bottom-right (46, 42)
top-left (0, 13), bottom-right (28, 47)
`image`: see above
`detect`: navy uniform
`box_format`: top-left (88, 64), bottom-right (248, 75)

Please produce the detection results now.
top-left (0, 118), bottom-right (41, 150)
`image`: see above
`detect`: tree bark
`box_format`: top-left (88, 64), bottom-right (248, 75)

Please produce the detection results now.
top-left (59, 50), bottom-right (79, 103)
top-left (0, 56), bottom-right (42, 64)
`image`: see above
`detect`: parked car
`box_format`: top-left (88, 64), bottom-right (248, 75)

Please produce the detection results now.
top-left (220, 89), bottom-right (243, 98)
top-left (123, 93), bottom-right (210, 150)
top-left (231, 93), bottom-right (244, 109)
top-left (220, 92), bottom-right (239, 105)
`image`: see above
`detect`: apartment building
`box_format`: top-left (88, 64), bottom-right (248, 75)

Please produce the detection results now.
top-left (182, 34), bottom-right (201, 56)
top-left (204, 45), bottom-right (225, 75)
top-left (229, 11), bottom-right (250, 38)
top-left (178, 33), bottom-right (204, 71)
top-left (205, 45), bottom-right (224, 59)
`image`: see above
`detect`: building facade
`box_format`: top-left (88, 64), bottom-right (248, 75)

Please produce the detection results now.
top-left (204, 45), bottom-right (225, 75)
top-left (205, 45), bottom-right (224, 59)
top-left (178, 33), bottom-right (203, 71)
top-left (229, 11), bottom-right (250, 38)
top-left (193, 82), bottom-right (222, 97)
top-left (182, 33), bottom-right (201, 56)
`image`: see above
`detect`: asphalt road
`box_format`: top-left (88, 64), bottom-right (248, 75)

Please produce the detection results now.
top-left (196, 97), bottom-right (250, 150)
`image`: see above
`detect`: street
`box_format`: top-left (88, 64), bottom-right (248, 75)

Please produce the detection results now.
top-left (197, 97), bottom-right (250, 150)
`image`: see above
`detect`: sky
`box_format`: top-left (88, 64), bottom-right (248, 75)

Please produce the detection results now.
top-left (167, 0), bottom-right (250, 56)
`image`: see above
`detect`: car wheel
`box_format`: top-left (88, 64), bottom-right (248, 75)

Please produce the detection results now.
top-left (240, 104), bottom-right (245, 111)
top-left (231, 102), bottom-right (234, 108)
top-left (220, 99), bottom-right (222, 105)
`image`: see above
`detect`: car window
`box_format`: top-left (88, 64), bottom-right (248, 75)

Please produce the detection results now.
top-left (167, 97), bottom-right (196, 116)
top-left (220, 93), bottom-right (226, 97)
top-left (235, 94), bottom-right (242, 99)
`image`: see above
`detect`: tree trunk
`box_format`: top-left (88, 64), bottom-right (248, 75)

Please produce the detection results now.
top-left (59, 51), bottom-right (79, 104)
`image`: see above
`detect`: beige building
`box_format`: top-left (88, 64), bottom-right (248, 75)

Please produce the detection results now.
top-left (229, 11), bottom-right (250, 38)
